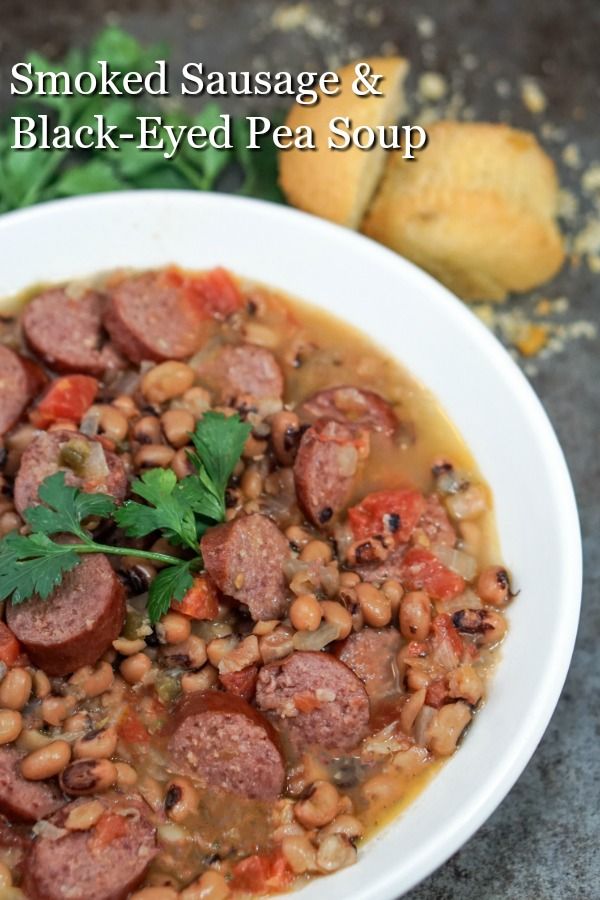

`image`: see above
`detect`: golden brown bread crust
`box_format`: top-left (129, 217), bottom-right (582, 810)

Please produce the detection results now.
top-left (362, 121), bottom-right (565, 301)
top-left (278, 57), bottom-right (409, 228)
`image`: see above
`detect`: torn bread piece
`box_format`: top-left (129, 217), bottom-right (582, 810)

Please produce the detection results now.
top-left (279, 57), bottom-right (409, 229)
top-left (362, 121), bottom-right (565, 301)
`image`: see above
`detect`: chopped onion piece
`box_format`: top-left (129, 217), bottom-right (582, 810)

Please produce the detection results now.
top-left (432, 544), bottom-right (477, 581)
top-left (293, 622), bottom-right (340, 651)
top-left (80, 407), bottom-right (101, 437)
top-left (82, 441), bottom-right (110, 482)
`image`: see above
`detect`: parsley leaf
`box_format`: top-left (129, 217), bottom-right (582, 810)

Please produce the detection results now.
top-left (23, 472), bottom-right (117, 537)
top-left (0, 533), bottom-right (81, 604)
top-left (187, 411), bottom-right (251, 521)
top-left (147, 560), bottom-right (195, 623)
top-left (114, 468), bottom-right (198, 550)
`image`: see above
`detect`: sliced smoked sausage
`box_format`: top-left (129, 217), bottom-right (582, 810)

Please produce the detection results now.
top-left (0, 747), bottom-right (64, 824)
top-left (0, 346), bottom-right (45, 436)
top-left (6, 553), bottom-right (125, 676)
top-left (23, 796), bottom-right (157, 900)
top-left (298, 386), bottom-right (398, 436)
top-left (294, 419), bottom-right (364, 526)
top-left (200, 513), bottom-right (290, 620)
top-left (194, 342), bottom-right (284, 405)
top-left (22, 288), bottom-right (123, 376)
top-left (255, 651), bottom-right (370, 752)
top-left (13, 429), bottom-right (128, 516)
top-left (167, 691), bottom-right (285, 801)
top-left (335, 628), bottom-right (401, 700)
top-left (103, 271), bottom-right (201, 364)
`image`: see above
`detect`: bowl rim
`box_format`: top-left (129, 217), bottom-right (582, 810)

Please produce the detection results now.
top-left (0, 191), bottom-right (583, 897)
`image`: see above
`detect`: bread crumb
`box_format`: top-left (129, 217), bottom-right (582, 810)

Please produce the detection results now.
top-left (520, 78), bottom-right (547, 114)
top-left (495, 79), bottom-right (511, 99)
top-left (582, 165), bottom-right (600, 194)
top-left (461, 53), bottom-right (479, 72)
top-left (514, 323), bottom-right (550, 357)
top-left (574, 220), bottom-right (600, 256)
top-left (271, 3), bottom-right (310, 30)
top-left (562, 143), bottom-right (582, 169)
top-left (558, 189), bottom-right (579, 222)
top-left (363, 7), bottom-right (384, 27)
top-left (415, 15), bottom-right (436, 38)
top-left (418, 72), bottom-right (448, 102)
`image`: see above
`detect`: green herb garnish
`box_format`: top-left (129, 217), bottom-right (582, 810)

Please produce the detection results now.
top-left (0, 412), bottom-right (250, 622)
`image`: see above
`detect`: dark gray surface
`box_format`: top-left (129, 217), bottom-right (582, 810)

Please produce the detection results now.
top-left (1, 2), bottom-right (599, 898)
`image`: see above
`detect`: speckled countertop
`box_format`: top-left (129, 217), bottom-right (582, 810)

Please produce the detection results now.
top-left (1, 1), bottom-right (598, 897)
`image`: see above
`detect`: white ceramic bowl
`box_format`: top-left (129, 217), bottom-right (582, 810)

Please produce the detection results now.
top-left (0, 192), bottom-right (581, 898)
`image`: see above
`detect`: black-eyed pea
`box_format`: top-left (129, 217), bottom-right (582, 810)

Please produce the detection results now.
top-left (16, 729), bottom-right (53, 752)
top-left (112, 637), bottom-right (146, 656)
top-left (161, 408), bottom-right (195, 448)
top-left (284, 525), bottom-right (311, 550)
top-left (33, 670), bottom-right (51, 700)
top-left (477, 566), bottom-right (514, 607)
top-left (114, 761), bottom-right (138, 788)
top-left (294, 781), bottom-right (340, 828)
top-left (339, 571), bottom-right (360, 588)
top-left (281, 834), bottom-right (318, 874)
top-left (64, 799), bottom-right (105, 830)
top-left (112, 394), bottom-right (139, 419)
top-left (241, 466), bottom-right (263, 500)
top-left (138, 774), bottom-right (164, 812)
top-left (171, 447), bottom-right (195, 479)
top-left (71, 661), bottom-right (114, 698)
top-left (290, 594), bottom-right (322, 632)
top-left (382, 579), bottom-right (404, 616)
top-left (60, 758), bottom-right (117, 796)
top-left (242, 434), bottom-right (267, 459)
top-left (21, 740), bottom-right (71, 780)
top-left (135, 444), bottom-right (175, 469)
top-left (180, 870), bottom-right (231, 900)
top-left (131, 415), bottom-right (162, 444)
top-left (64, 712), bottom-right (91, 734)
top-left (157, 611), bottom-right (191, 645)
top-left (141, 361), bottom-right (195, 405)
top-left (270, 411), bottom-right (301, 466)
top-left (41, 695), bottom-right (77, 727)
top-left (0, 710), bottom-right (22, 745)
top-left (300, 540), bottom-right (333, 564)
top-left (424, 701), bottom-right (472, 756)
top-left (316, 833), bottom-right (357, 873)
top-left (317, 814), bottom-right (364, 843)
top-left (120, 653), bottom-right (152, 685)
top-left (207, 636), bottom-right (236, 668)
top-left (130, 888), bottom-right (179, 900)
top-left (91, 405), bottom-right (129, 443)
top-left (355, 583), bottom-right (392, 627)
top-left (0, 667), bottom-right (32, 710)
top-left (319, 601), bottom-right (352, 639)
top-left (174, 386), bottom-right (211, 420)
top-left (399, 591), bottom-right (432, 641)
top-left (0, 861), bottom-right (12, 888)
top-left (164, 776), bottom-right (199, 823)
top-left (181, 666), bottom-right (217, 694)
top-left (73, 726), bottom-right (118, 760)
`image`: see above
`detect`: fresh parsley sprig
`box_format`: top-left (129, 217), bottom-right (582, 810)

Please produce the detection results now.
top-left (0, 412), bottom-right (251, 623)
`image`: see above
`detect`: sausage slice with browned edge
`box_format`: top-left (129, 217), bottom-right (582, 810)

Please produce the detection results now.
top-left (13, 429), bottom-right (128, 516)
top-left (22, 288), bottom-right (123, 376)
top-left (335, 628), bottom-right (401, 700)
top-left (256, 651), bottom-right (370, 752)
top-left (194, 342), bottom-right (284, 405)
top-left (167, 691), bottom-right (285, 801)
top-left (294, 419), bottom-right (365, 526)
top-left (0, 346), bottom-right (45, 436)
top-left (23, 796), bottom-right (157, 900)
top-left (297, 386), bottom-right (398, 436)
top-left (6, 553), bottom-right (125, 676)
top-left (103, 271), bottom-right (201, 364)
top-left (200, 513), bottom-right (290, 620)
top-left (0, 746), bottom-right (65, 824)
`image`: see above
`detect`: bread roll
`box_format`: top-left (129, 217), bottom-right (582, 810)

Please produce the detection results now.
top-left (362, 121), bottom-right (565, 301)
top-left (279, 57), bottom-right (409, 228)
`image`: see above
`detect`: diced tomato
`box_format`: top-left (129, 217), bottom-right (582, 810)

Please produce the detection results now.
top-left (219, 665), bottom-right (258, 702)
top-left (29, 375), bottom-right (98, 429)
top-left (431, 614), bottom-right (465, 659)
top-left (0, 624), bottom-right (22, 667)
top-left (401, 547), bottom-right (466, 600)
top-left (348, 489), bottom-right (427, 544)
top-left (90, 813), bottom-right (127, 850)
top-left (425, 679), bottom-right (449, 708)
top-left (174, 575), bottom-right (219, 620)
top-left (117, 707), bottom-right (149, 745)
top-left (168, 266), bottom-right (243, 321)
top-left (231, 850), bottom-right (294, 894)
